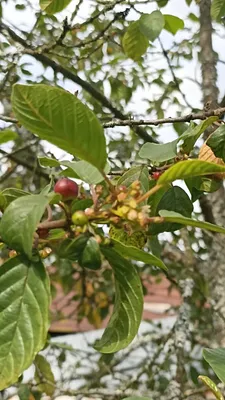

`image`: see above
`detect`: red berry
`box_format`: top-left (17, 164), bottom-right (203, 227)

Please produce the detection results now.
top-left (54, 178), bottom-right (79, 200)
top-left (152, 172), bottom-right (161, 180)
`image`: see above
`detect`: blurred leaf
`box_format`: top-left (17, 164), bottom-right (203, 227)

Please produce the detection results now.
top-left (211, 0), bottom-right (225, 20)
top-left (139, 11), bottom-right (165, 41)
top-left (57, 235), bottom-right (88, 261)
top-left (34, 354), bottom-right (55, 396)
top-left (198, 375), bottom-right (224, 400)
top-left (122, 21), bottom-right (149, 61)
top-left (61, 160), bottom-right (110, 184)
top-left (0, 129), bottom-right (18, 144)
top-left (38, 157), bottom-right (59, 168)
top-left (139, 140), bottom-right (178, 162)
top-left (40, 0), bottom-right (73, 14)
top-left (164, 15), bottom-right (184, 34)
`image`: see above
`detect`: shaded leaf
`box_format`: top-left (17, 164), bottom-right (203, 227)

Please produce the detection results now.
top-left (79, 237), bottom-right (102, 270)
top-left (0, 194), bottom-right (49, 259)
top-left (12, 84), bottom-right (107, 169)
top-left (207, 125), bottom-right (225, 161)
top-left (61, 160), bottom-right (110, 184)
top-left (139, 140), bottom-right (178, 162)
top-left (111, 239), bottom-right (167, 270)
top-left (181, 117), bottom-right (217, 154)
top-left (150, 186), bottom-right (193, 233)
top-left (95, 247), bottom-right (143, 353)
top-left (34, 354), bottom-right (55, 396)
top-left (0, 255), bottom-right (50, 390)
top-left (57, 235), bottom-right (88, 261)
top-left (158, 210), bottom-right (225, 234)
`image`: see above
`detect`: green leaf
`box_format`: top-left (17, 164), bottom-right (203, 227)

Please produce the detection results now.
top-left (198, 375), bottom-right (224, 400)
top-left (0, 255), bottom-right (50, 390)
top-left (163, 15), bottom-right (184, 35)
top-left (180, 117), bottom-right (218, 154)
top-left (139, 11), bottom-right (165, 41)
top-left (12, 84), bottom-right (107, 170)
top-left (158, 210), bottom-right (225, 234)
top-left (185, 176), bottom-right (221, 202)
top-left (39, 0), bottom-right (73, 14)
top-left (95, 247), bottom-right (143, 353)
top-left (0, 188), bottom-right (30, 207)
top-left (34, 354), bottom-right (55, 396)
top-left (203, 348), bottom-right (225, 384)
top-left (57, 235), bottom-right (88, 261)
top-left (71, 198), bottom-right (93, 213)
top-left (0, 129), bottom-right (18, 144)
top-left (207, 125), bottom-right (225, 161)
top-left (122, 21), bottom-right (149, 61)
top-left (122, 398), bottom-right (151, 400)
top-left (139, 140), bottom-right (178, 162)
top-left (111, 239), bottom-right (167, 271)
top-left (211, 0), bottom-right (225, 20)
top-left (18, 384), bottom-right (31, 400)
top-left (150, 186), bottom-right (193, 234)
top-left (79, 237), bottom-right (102, 270)
top-left (0, 194), bottom-right (49, 259)
top-left (61, 160), bottom-right (110, 184)
top-left (158, 160), bottom-right (225, 185)
top-left (38, 157), bottom-right (60, 168)
top-left (117, 166), bottom-right (149, 204)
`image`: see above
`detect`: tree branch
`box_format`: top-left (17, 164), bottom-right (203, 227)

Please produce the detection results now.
top-left (1, 107), bottom-right (225, 129)
top-left (0, 21), bottom-right (155, 143)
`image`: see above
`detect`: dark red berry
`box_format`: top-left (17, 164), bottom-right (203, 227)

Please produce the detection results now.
top-left (54, 178), bottom-right (79, 200)
top-left (152, 172), bottom-right (161, 180)
top-left (38, 228), bottom-right (49, 239)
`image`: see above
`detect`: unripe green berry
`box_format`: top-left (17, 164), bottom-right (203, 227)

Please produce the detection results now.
top-left (72, 210), bottom-right (88, 226)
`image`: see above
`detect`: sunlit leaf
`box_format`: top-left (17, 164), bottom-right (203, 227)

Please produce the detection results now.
top-left (158, 160), bottom-right (225, 185)
top-left (139, 11), bottom-right (165, 41)
top-left (40, 0), bottom-right (72, 14)
top-left (12, 84), bottom-right (107, 170)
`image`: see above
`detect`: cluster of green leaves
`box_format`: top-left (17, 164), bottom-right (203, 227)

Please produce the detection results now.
top-left (1, 81), bottom-right (225, 390)
top-left (123, 10), bottom-right (184, 61)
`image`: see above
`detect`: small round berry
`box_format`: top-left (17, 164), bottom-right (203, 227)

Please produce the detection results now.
top-left (72, 210), bottom-right (88, 226)
top-left (152, 172), bottom-right (161, 180)
top-left (54, 178), bottom-right (78, 200)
